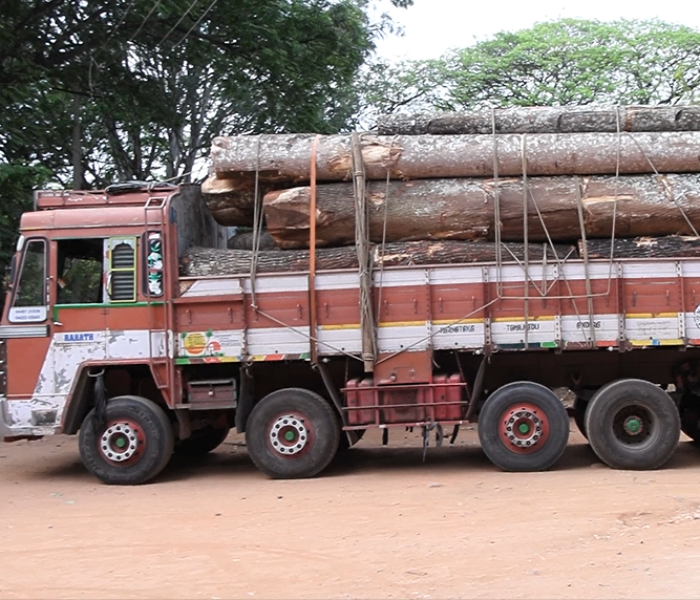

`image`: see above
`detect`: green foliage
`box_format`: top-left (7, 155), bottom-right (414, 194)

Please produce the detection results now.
top-left (0, 0), bottom-right (410, 187)
top-left (0, 0), bottom-right (412, 301)
top-left (360, 19), bottom-right (700, 122)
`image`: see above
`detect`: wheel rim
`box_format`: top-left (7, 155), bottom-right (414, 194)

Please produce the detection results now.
top-left (99, 420), bottom-right (145, 465)
top-left (612, 405), bottom-right (653, 445)
top-left (499, 403), bottom-right (550, 454)
top-left (267, 413), bottom-right (313, 457)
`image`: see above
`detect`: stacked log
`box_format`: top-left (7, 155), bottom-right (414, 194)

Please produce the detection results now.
top-left (190, 106), bottom-right (700, 276)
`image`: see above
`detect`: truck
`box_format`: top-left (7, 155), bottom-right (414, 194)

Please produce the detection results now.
top-left (1, 180), bottom-right (699, 484)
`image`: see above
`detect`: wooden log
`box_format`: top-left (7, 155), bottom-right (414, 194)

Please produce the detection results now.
top-left (376, 106), bottom-right (700, 135)
top-left (201, 173), bottom-right (284, 226)
top-left (581, 236), bottom-right (700, 259)
top-left (263, 174), bottom-right (700, 249)
top-left (179, 241), bottom-right (574, 277)
top-left (210, 131), bottom-right (700, 192)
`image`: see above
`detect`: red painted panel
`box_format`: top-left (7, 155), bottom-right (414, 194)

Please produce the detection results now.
top-left (6, 338), bottom-right (50, 398)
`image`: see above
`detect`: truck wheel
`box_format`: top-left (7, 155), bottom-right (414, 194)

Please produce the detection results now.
top-left (79, 395), bottom-right (174, 485)
top-left (478, 382), bottom-right (570, 472)
top-left (573, 397), bottom-right (589, 440)
top-left (245, 388), bottom-right (340, 479)
top-left (175, 426), bottom-right (230, 455)
top-left (585, 379), bottom-right (680, 470)
top-left (678, 393), bottom-right (700, 447)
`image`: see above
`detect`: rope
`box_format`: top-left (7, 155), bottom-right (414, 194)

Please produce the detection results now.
top-left (351, 133), bottom-right (376, 371)
top-left (249, 134), bottom-right (263, 310)
top-left (491, 108), bottom-right (503, 297)
top-left (521, 134), bottom-right (530, 349)
top-left (375, 167), bottom-right (392, 327)
top-left (575, 176), bottom-right (597, 346)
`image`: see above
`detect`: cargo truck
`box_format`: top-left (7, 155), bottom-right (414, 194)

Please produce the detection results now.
top-left (1, 181), bottom-right (698, 484)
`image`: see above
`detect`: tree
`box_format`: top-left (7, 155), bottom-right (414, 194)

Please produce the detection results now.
top-left (358, 19), bottom-right (700, 124)
top-left (0, 0), bottom-right (412, 306)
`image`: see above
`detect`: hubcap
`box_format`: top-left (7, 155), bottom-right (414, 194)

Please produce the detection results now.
top-left (499, 403), bottom-right (550, 454)
top-left (613, 405), bottom-right (652, 445)
top-left (100, 421), bottom-right (141, 462)
top-left (623, 416), bottom-right (643, 436)
top-left (269, 414), bottom-right (309, 456)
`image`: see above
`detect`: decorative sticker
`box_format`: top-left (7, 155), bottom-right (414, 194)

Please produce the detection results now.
top-left (179, 330), bottom-right (242, 358)
top-left (694, 304), bottom-right (700, 329)
top-left (147, 232), bottom-right (163, 296)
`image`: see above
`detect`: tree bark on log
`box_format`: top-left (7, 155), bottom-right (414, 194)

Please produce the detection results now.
top-left (376, 106), bottom-right (700, 136)
top-left (201, 173), bottom-right (282, 226)
top-left (209, 131), bottom-right (700, 195)
top-left (263, 174), bottom-right (700, 249)
top-left (180, 241), bottom-right (574, 277)
top-left (581, 236), bottom-right (700, 259)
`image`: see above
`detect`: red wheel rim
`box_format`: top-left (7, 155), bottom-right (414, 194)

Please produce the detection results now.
top-left (98, 419), bottom-right (146, 466)
top-left (498, 403), bottom-right (550, 454)
top-left (266, 411), bottom-right (315, 459)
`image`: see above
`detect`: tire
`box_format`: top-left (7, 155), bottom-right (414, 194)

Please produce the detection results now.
top-left (477, 381), bottom-right (570, 472)
top-left (175, 426), bottom-right (230, 455)
top-left (245, 388), bottom-right (340, 479)
top-left (79, 395), bottom-right (175, 485)
top-left (573, 397), bottom-right (589, 440)
top-left (585, 379), bottom-right (680, 470)
top-left (679, 392), bottom-right (700, 447)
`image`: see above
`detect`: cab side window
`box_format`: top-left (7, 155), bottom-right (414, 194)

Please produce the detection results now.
top-left (56, 238), bottom-right (104, 305)
top-left (9, 238), bottom-right (48, 322)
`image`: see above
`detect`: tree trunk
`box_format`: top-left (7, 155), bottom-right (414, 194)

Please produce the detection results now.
top-left (581, 236), bottom-right (700, 259)
top-left (376, 106), bottom-right (700, 135)
top-left (263, 174), bottom-right (700, 248)
top-left (179, 241), bottom-right (573, 277)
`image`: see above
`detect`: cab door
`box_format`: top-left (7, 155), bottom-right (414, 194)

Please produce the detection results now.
top-left (0, 237), bottom-right (55, 431)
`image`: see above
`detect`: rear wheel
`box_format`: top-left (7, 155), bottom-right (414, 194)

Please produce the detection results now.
top-left (246, 388), bottom-right (340, 479)
top-left (573, 397), bottom-right (589, 440)
top-left (79, 395), bottom-right (174, 485)
top-left (585, 379), bottom-right (680, 470)
top-left (679, 392), bottom-right (700, 447)
top-left (175, 426), bottom-right (230, 455)
top-left (478, 382), bottom-right (570, 472)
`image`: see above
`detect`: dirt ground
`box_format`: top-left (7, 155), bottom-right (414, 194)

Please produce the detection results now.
top-left (1, 422), bottom-right (700, 600)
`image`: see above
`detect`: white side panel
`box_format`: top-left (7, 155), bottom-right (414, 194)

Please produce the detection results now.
top-left (246, 326), bottom-right (311, 355)
top-left (317, 327), bottom-right (362, 355)
top-left (373, 269), bottom-right (428, 288)
top-left (622, 262), bottom-right (677, 279)
top-left (491, 319), bottom-right (556, 345)
top-left (429, 266), bottom-right (483, 286)
top-left (317, 272), bottom-right (360, 291)
top-left (560, 315), bottom-right (618, 343)
top-left (685, 310), bottom-right (700, 340)
top-left (243, 275), bottom-right (308, 294)
top-left (377, 324), bottom-right (431, 352)
top-left (181, 278), bottom-right (242, 297)
top-left (625, 316), bottom-right (681, 342)
top-left (431, 322), bottom-right (485, 350)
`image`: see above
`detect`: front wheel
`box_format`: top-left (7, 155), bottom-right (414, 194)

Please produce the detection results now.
top-left (478, 382), bottom-right (570, 472)
top-left (79, 395), bottom-right (175, 485)
top-left (585, 379), bottom-right (680, 470)
top-left (245, 388), bottom-right (340, 479)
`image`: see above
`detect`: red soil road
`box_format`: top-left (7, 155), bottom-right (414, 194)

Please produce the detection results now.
top-left (1, 424), bottom-right (700, 600)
